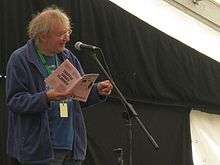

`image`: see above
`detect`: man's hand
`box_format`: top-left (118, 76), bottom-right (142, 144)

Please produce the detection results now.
top-left (46, 89), bottom-right (72, 101)
top-left (97, 80), bottom-right (113, 96)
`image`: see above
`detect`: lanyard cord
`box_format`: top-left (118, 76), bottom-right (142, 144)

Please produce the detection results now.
top-left (37, 49), bottom-right (58, 76)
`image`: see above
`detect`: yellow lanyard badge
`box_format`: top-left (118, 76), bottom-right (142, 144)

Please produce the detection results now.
top-left (59, 102), bottom-right (68, 118)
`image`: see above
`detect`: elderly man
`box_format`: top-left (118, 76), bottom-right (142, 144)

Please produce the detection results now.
top-left (6, 7), bottom-right (112, 165)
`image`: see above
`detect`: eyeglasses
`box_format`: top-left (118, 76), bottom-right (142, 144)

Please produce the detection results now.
top-left (55, 29), bottom-right (72, 39)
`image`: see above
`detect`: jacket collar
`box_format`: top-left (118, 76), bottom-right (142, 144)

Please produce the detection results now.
top-left (25, 40), bottom-right (69, 78)
top-left (25, 40), bottom-right (48, 78)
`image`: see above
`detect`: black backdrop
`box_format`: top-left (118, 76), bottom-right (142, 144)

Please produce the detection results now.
top-left (1, 0), bottom-right (220, 164)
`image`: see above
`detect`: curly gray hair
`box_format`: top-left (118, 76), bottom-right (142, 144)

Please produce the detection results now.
top-left (28, 7), bottom-right (71, 43)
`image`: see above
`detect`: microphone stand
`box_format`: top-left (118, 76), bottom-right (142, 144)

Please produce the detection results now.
top-left (113, 148), bottom-right (124, 165)
top-left (89, 50), bottom-right (159, 165)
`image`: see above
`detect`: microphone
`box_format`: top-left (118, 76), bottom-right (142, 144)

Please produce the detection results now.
top-left (74, 41), bottom-right (99, 51)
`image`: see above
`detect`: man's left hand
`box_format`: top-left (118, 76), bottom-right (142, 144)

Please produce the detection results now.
top-left (97, 80), bottom-right (113, 96)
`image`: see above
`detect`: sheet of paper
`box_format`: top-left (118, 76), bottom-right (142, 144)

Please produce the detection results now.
top-left (45, 59), bottom-right (81, 92)
top-left (70, 74), bottom-right (99, 102)
top-left (45, 59), bottom-right (99, 102)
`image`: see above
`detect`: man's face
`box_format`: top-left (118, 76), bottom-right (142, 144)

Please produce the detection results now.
top-left (42, 22), bottom-right (71, 55)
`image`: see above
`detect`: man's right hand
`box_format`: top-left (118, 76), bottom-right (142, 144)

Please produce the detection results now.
top-left (46, 89), bottom-right (72, 101)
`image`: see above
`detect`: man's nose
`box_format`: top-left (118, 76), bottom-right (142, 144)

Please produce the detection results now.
top-left (63, 33), bottom-right (70, 42)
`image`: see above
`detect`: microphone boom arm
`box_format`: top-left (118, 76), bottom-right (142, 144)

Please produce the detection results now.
top-left (90, 52), bottom-right (159, 150)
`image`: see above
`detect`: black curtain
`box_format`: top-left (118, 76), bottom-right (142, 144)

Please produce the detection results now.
top-left (69, 0), bottom-right (220, 108)
top-left (83, 99), bottom-right (193, 165)
top-left (1, 0), bottom-right (220, 164)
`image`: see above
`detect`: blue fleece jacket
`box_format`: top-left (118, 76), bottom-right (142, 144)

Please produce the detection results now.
top-left (6, 40), bottom-right (104, 164)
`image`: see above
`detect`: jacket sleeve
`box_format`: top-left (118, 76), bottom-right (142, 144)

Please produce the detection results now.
top-left (6, 54), bottom-right (49, 114)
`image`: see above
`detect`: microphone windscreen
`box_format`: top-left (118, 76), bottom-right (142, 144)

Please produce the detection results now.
top-left (74, 41), bottom-right (82, 50)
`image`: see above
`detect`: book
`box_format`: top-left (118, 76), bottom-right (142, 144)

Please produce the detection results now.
top-left (45, 59), bottom-right (99, 102)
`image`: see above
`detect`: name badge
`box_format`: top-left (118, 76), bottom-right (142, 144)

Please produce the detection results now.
top-left (59, 102), bottom-right (68, 118)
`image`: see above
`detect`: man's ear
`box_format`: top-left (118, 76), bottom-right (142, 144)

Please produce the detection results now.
top-left (39, 33), bottom-right (48, 42)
